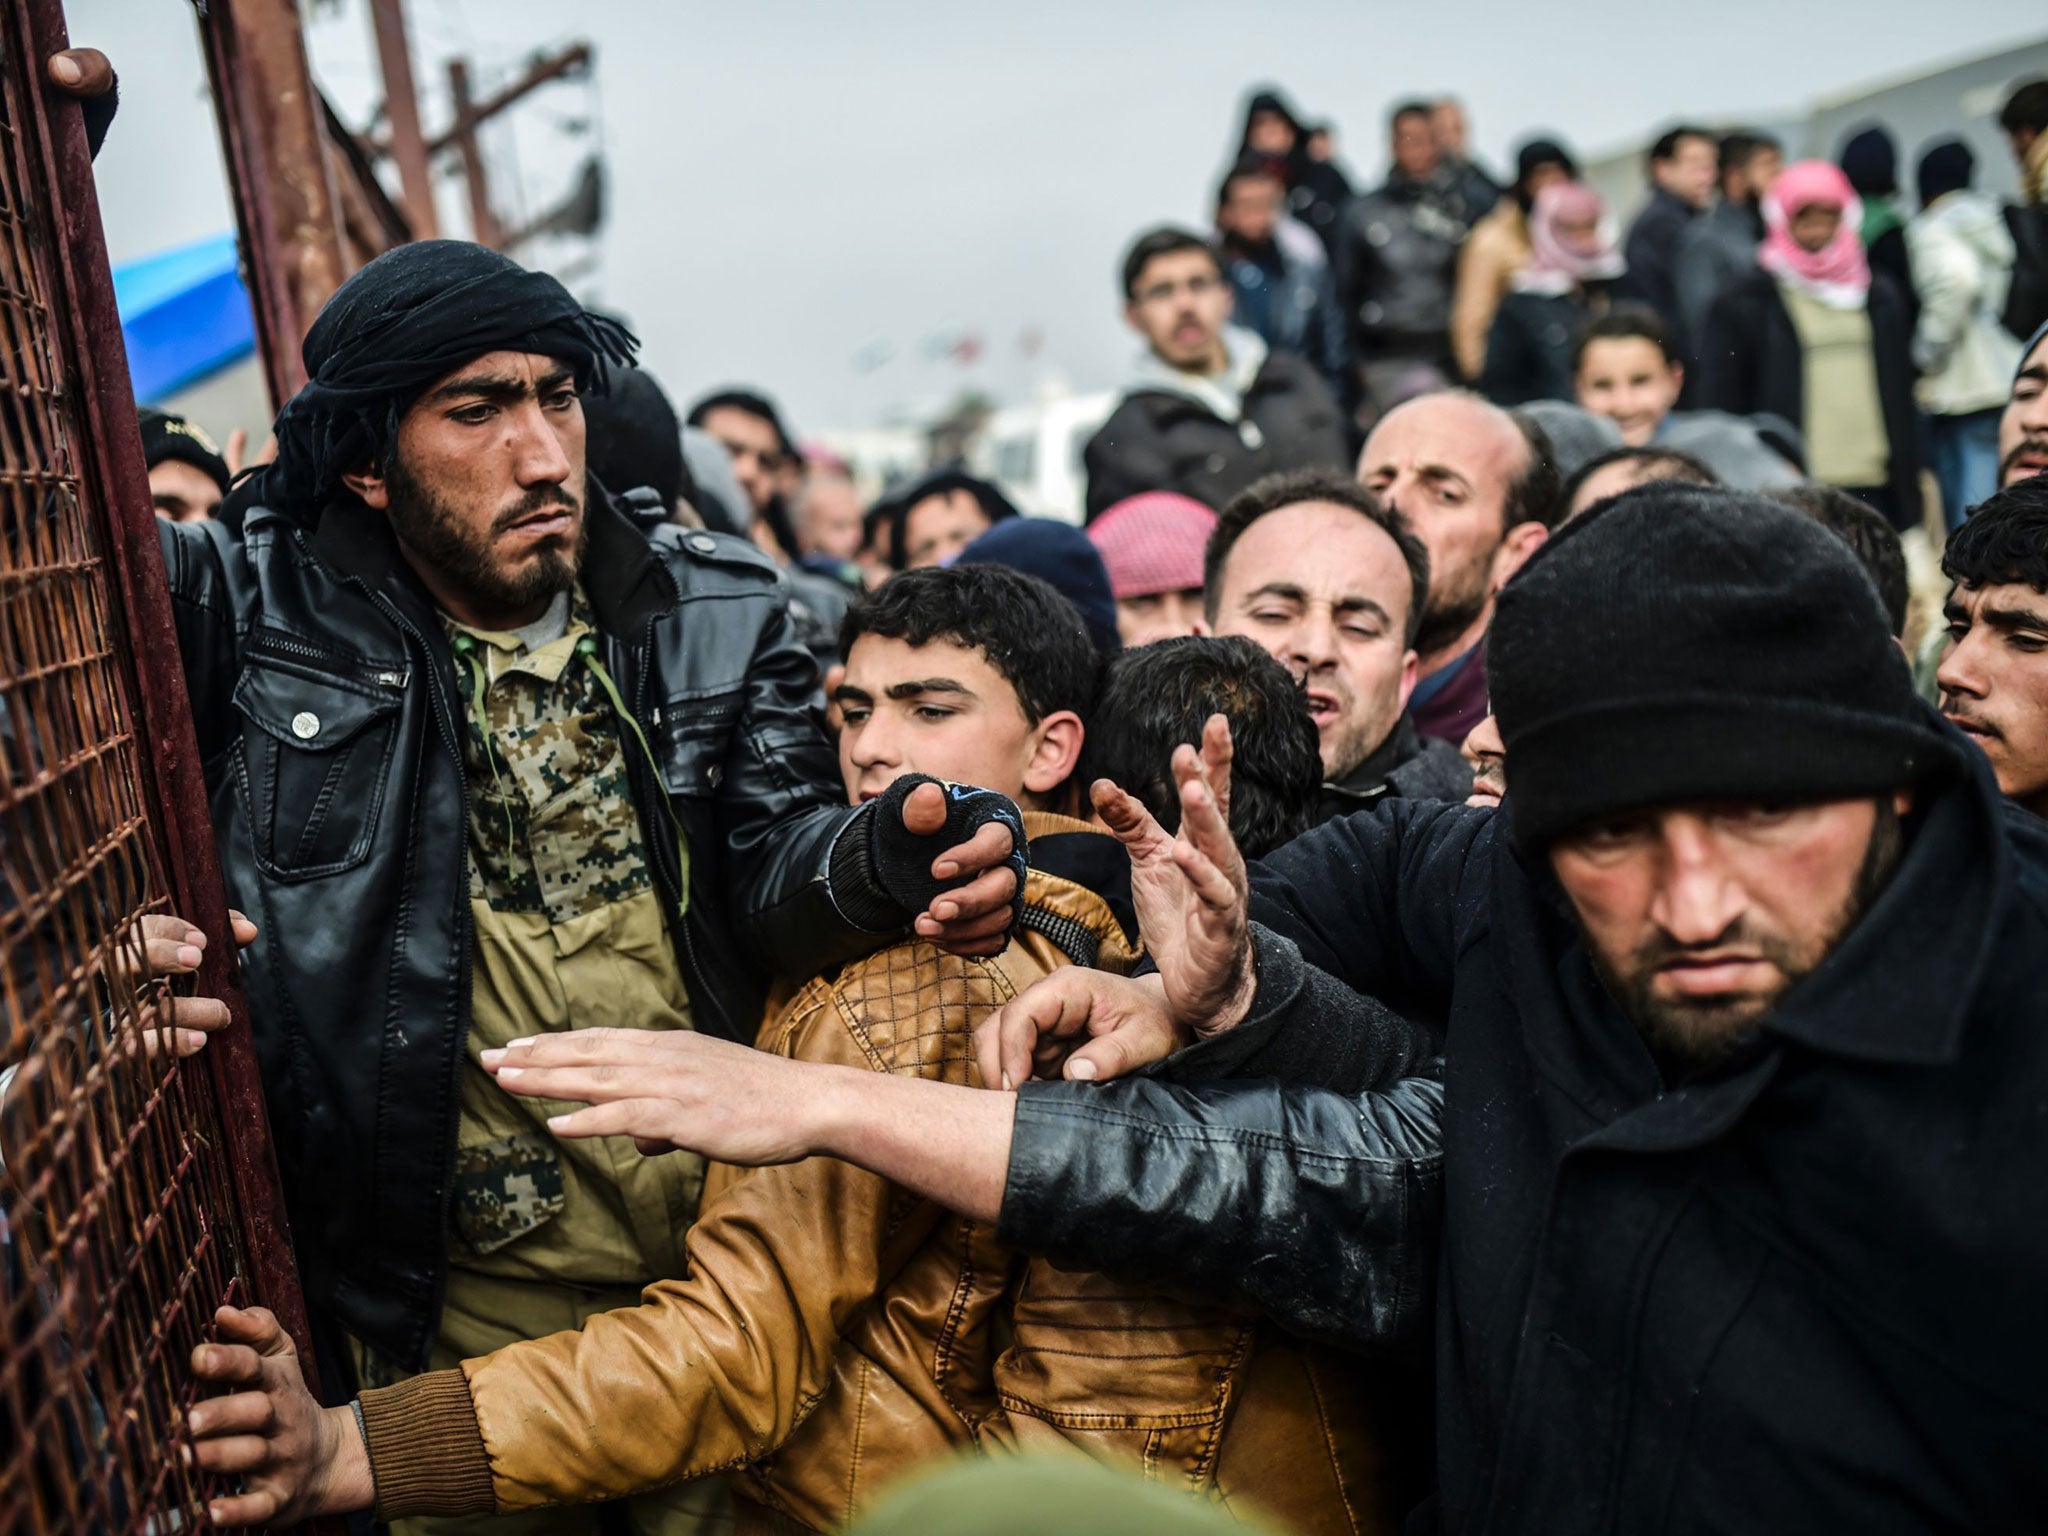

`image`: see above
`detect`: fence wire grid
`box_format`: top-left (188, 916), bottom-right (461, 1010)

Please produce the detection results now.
top-left (0, 16), bottom-right (257, 1533)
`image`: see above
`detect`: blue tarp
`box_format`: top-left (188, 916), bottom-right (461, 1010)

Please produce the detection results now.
top-left (111, 232), bottom-right (254, 402)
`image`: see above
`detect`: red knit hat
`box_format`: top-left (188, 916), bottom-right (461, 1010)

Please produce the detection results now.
top-left (1087, 493), bottom-right (1218, 601)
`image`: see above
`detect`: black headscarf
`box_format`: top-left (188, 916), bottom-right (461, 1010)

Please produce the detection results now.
top-left (253, 240), bottom-right (637, 521)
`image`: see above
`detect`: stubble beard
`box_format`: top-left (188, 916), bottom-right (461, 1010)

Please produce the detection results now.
top-left (1587, 801), bottom-right (1905, 1075)
top-left (385, 450), bottom-right (584, 616)
top-left (1413, 545), bottom-right (1495, 660)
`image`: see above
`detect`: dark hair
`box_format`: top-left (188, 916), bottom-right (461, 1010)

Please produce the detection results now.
top-left (1718, 130), bottom-right (1780, 178)
top-left (1203, 468), bottom-right (1431, 645)
top-left (1076, 636), bottom-right (1320, 858)
top-left (1120, 225), bottom-right (1223, 301)
top-left (2000, 79), bottom-right (2048, 138)
top-left (1646, 124), bottom-right (1713, 172)
top-left (1563, 445), bottom-right (1720, 521)
top-left (583, 367), bottom-right (687, 511)
top-left (1764, 483), bottom-right (1910, 638)
top-left (1391, 99), bottom-right (1435, 127)
top-left (838, 564), bottom-right (1099, 729)
top-left (1572, 302), bottom-right (1679, 372)
top-left (684, 387), bottom-right (798, 459)
top-left (875, 468), bottom-right (1022, 569)
top-left (1503, 409), bottom-right (1567, 532)
top-left (1216, 152), bottom-right (1285, 211)
top-left (1941, 473), bottom-right (2048, 597)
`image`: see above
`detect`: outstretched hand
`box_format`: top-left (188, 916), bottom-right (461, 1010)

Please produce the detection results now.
top-left (486, 1028), bottom-right (855, 1164)
top-left (974, 968), bottom-right (1184, 1089)
top-left (1094, 714), bottom-right (1256, 1036)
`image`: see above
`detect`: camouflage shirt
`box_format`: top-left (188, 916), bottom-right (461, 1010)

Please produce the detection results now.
top-left (442, 588), bottom-right (653, 924)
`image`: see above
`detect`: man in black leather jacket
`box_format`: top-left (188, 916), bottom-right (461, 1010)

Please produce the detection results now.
top-left (159, 242), bottom-right (1024, 1381)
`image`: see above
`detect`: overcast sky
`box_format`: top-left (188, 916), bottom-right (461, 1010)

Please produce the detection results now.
top-left (89, 1), bottom-right (2048, 435)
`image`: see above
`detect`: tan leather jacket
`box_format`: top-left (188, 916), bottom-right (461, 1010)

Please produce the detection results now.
top-left (361, 816), bottom-right (1408, 1533)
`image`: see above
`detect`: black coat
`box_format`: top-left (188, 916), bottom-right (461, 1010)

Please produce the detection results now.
top-left (162, 490), bottom-right (907, 1367)
top-left (1003, 752), bottom-right (2048, 1532)
top-left (1695, 268), bottom-right (1923, 525)
top-left (1082, 350), bottom-right (1348, 520)
top-left (1622, 187), bottom-right (1701, 349)
top-left (1478, 283), bottom-right (1640, 408)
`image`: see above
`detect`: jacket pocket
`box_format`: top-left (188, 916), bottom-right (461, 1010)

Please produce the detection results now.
top-left (992, 1262), bottom-right (1252, 1484)
top-left (652, 688), bottom-right (742, 798)
top-left (230, 653), bottom-right (403, 880)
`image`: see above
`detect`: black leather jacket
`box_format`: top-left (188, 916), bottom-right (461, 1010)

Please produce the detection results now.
top-left (998, 927), bottom-right (1443, 1353)
top-left (162, 488), bottom-right (903, 1367)
top-left (1338, 169), bottom-right (1475, 357)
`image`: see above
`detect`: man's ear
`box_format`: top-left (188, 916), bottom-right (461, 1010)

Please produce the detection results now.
top-left (341, 464), bottom-right (391, 512)
top-left (1024, 710), bottom-right (1087, 798)
top-left (1122, 301), bottom-right (1144, 336)
top-left (1394, 648), bottom-right (1420, 714)
top-left (1491, 521), bottom-right (1550, 592)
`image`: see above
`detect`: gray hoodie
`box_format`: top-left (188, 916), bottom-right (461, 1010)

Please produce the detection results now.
top-left (1908, 190), bottom-right (2022, 416)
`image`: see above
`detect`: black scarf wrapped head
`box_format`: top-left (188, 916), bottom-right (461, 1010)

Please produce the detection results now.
top-left (250, 240), bottom-right (638, 523)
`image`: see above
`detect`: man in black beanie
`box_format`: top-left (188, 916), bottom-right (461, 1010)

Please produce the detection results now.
top-left (150, 240), bottom-right (1027, 1525)
top-left (564, 483), bottom-right (2048, 1532)
top-left (137, 404), bottom-right (231, 522)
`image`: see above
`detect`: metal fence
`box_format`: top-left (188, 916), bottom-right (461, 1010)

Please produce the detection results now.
top-left (0, 3), bottom-right (314, 1529)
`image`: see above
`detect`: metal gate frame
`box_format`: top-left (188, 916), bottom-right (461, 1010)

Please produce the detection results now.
top-left (13, 0), bottom-right (320, 1400)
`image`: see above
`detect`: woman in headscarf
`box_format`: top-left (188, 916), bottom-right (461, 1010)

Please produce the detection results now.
top-left (1452, 137), bottom-right (1578, 381)
top-left (1477, 179), bottom-right (1633, 406)
top-left (1695, 158), bottom-right (1923, 530)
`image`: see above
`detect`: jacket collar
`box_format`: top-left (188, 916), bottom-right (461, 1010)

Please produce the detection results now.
top-left (1022, 813), bottom-right (1138, 949)
top-left (1324, 714), bottom-right (1423, 803)
top-left (298, 479), bottom-right (674, 642)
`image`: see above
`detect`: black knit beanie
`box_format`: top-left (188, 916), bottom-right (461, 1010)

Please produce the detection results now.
top-left (1489, 485), bottom-right (1952, 846)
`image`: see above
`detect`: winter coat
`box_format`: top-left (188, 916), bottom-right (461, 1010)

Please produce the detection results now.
top-left (1622, 187), bottom-right (1701, 349)
top-left (1694, 266), bottom-right (1923, 525)
top-left (359, 822), bottom-right (1415, 1535)
top-left (1908, 190), bottom-right (2022, 417)
top-left (1338, 170), bottom-right (1475, 360)
top-left (1675, 200), bottom-right (1764, 360)
top-left (1003, 751), bottom-right (2048, 1533)
top-left (1479, 283), bottom-right (1638, 407)
top-left (1083, 329), bottom-right (1349, 519)
top-left (160, 490), bottom-right (912, 1368)
top-left (1317, 713), bottom-right (1474, 823)
top-left (1222, 235), bottom-right (1349, 401)
top-left (1451, 200), bottom-right (1531, 381)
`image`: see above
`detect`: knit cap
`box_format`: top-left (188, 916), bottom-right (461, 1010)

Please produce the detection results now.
top-left (1489, 484), bottom-right (1951, 845)
top-left (1086, 492), bottom-right (1218, 600)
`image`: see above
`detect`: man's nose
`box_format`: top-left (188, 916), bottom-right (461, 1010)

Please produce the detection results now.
top-left (1647, 817), bottom-right (1746, 946)
top-left (1288, 607), bottom-right (1339, 667)
top-left (1936, 629), bottom-right (1988, 700)
top-left (510, 401), bottom-right (573, 486)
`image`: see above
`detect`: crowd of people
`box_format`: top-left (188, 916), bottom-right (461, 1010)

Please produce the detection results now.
top-left (15, 45), bottom-right (2048, 1536)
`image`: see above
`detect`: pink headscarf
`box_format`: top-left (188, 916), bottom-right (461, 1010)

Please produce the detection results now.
top-left (1513, 182), bottom-right (1625, 296)
top-left (1758, 159), bottom-right (1870, 309)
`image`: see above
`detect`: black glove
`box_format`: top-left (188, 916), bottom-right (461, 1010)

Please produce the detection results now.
top-left (828, 774), bottom-right (1029, 939)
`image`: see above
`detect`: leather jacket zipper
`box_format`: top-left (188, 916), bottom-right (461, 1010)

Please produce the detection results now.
top-left (618, 616), bottom-right (734, 1040)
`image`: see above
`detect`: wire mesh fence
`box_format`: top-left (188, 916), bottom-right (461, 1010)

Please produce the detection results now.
top-left (0, 9), bottom-right (284, 1530)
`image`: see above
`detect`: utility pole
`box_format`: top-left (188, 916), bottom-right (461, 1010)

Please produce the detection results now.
top-left (445, 57), bottom-right (500, 248)
top-left (366, 0), bottom-right (438, 237)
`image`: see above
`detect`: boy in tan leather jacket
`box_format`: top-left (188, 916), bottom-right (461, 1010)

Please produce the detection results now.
top-left (189, 574), bottom-right (1414, 1535)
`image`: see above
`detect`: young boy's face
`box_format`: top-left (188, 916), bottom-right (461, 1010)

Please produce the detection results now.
top-left (834, 634), bottom-right (1081, 808)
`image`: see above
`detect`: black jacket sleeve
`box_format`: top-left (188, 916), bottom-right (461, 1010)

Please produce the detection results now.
top-left (1082, 405), bottom-right (1177, 522)
top-left (999, 1071), bottom-right (1444, 1354)
top-left (157, 517), bottom-right (242, 767)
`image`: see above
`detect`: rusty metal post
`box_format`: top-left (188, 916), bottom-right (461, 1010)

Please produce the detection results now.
top-left (446, 57), bottom-right (501, 247)
top-left (192, 0), bottom-right (350, 408)
top-left (367, 0), bottom-right (438, 238)
top-left (24, 0), bottom-right (326, 1392)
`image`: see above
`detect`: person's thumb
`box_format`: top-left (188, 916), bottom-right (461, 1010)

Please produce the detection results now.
top-left (900, 779), bottom-right (946, 836)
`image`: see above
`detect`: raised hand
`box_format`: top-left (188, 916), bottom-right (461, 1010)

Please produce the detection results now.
top-left (1094, 714), bottom-right (1257, 1037)
top-left (897, 780), bottom-right (1021, 958)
